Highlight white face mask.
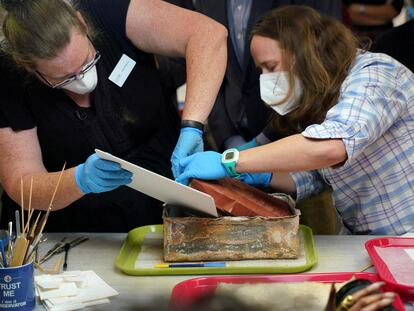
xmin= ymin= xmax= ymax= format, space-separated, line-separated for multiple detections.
xmin=61 ymin=65 xmax=98 ymax=95
xmin=260 ymin=71 xmax=302 ymax=115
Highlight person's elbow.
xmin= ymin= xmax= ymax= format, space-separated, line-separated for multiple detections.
xmin=1 ymin=175 xmax=24 ymax=206
xmin=213 ymin=22 xmax=228 ymax=43
xmin=323 ymin=140 xmax=348 ymax=167
xmin=201 ymin=19 xmax=228 ymax=47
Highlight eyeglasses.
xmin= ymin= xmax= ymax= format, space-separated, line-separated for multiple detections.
xmin=36 ymin=51 xmax=101 ymax=89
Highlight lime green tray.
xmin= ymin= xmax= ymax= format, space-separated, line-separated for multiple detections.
xmin=115 ymin=224 xmax=317 ymax=276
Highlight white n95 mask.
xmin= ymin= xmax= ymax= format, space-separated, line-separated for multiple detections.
xmin=61 ymin=65 xmax=98 ymax=95
xmin=260 ymin=71 xmax=302 ymax=115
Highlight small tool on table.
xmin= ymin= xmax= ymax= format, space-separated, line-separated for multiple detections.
xmin=39 ymin=238 xmax=66 ymax=264
xmin=154 ymin=262 xmax=226 ymax=268
xmin=40 ymin=237 xmax=89 ymax=265
xmin=62 ymin=243 xmax=71 ymax=271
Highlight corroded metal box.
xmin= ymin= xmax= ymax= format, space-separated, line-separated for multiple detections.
xmin=163 ymin=185 xmax=300 ymax=262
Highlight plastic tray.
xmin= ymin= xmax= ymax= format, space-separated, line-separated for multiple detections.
xmin=115 ymin=224 xmax=317 ymax=276
xmin=169 ymin=273 xmax=405 ymax=311
xmin=366 ymin=237 xmax=414 ymax=295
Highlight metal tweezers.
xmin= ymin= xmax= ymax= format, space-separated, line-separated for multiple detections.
xmin=39 ymin=237 xmax=89 ymax=264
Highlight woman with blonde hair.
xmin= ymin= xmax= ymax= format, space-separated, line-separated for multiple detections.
xmin=0 ymin=0 xmax=227 ymax=231
xmin=176 ymin=5 xmax=414 ymax=235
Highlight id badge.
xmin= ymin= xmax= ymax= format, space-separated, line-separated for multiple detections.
xmin=108 ymin=54 xmax=136 ymax=87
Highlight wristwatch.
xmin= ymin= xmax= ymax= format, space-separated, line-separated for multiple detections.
xmin=181 ymin=120 xmax=204 ymax=131
xmin=221 ymin=148 xmax=240 ymax=177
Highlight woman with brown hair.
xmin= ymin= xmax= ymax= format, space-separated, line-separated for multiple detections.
xmin=176 ymin=5 xmax=414 ymax=236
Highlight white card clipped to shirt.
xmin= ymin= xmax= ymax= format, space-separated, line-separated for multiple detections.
xmin=108 ymin=54 xmax=136 ymax=87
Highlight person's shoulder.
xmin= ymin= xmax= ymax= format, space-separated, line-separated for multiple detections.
xmin=76 ymin=0 xmax=130 ymax=22
xmin=348 ymin=51 xmax=406 ymax=76
xmin=77 ymin=0 xmax=131 ymax=36
xmin=341 ymin=51 xmax=412 ymax=92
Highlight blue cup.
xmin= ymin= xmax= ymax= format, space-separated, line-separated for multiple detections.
xmin=0 ymin=262 xmax=35 ymax=310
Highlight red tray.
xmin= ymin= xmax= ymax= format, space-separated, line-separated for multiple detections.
xmin=366 ymin=237 xmax=414 ymax=295
xmin=170 ymin=272 xmax=404 ymax=310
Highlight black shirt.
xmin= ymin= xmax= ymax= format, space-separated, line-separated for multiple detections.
xmin=372 ymin=20 xmax=414 ymax=73
xmin=0 ymin=0 xmax=180 ymax=232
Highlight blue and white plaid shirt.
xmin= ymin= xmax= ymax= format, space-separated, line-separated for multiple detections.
xmin=291 ymin=51 xmax=414 ymax=235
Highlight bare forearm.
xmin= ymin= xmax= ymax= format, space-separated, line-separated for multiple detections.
xmin=8 ymin=168 xmax=83 ymax=212
xmin=126 ymin=0 xmax=227 ymax=123
xmin=363 ymin=4 xmax=399 ymax=20
xmin=349 ymin=4 xmax=399 ymax=25
xmin=181 ymin=26 xmax=227 ymax=122
xmin=236 ymin=134 xmax=346 ymax=173
xmin=268 ymin=172 xmax=297 ymax=196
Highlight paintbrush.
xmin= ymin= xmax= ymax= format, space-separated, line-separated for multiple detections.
xmin=25 ymin=162 xmax=66 ymax=264
xmin=38 ymin=162 xmax=67 ymax=235
xmin=11 ymin=177 xmax=29 ymax=267
xmin=28 ymin=211 xmax=42 ymax=239
xmin=23 ymin=176 xmax=34 ymax=235
xmin=20 ymin=176 xmax=25 ymax=235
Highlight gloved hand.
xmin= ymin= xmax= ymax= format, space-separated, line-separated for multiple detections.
xmin=237 ymin=172 xmax=272 ymax=188
xmin=236 ymin=138 xmax=258 ymax=151
xmin=171 ymin=127 xmax=204 ymax=178
xmin=75 ymin=153 xmax=133 ymax=194
xmin=175 ymin=151 xmax=230 ymax=185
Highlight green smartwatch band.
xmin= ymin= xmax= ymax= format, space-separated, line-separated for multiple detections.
xmin=221 ymin=148 xmax=240 ymax=177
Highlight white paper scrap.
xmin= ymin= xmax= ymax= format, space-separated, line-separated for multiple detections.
xmin=405 ymin=248 xmax=414 ymax=261
xmin=46 ymin=302 xmax=84 ymax=311
xmin=39 ymin=282 xmax=78 ymax=300
xmin=71 ymin=270 xmax=118 ymax=303
xmin=47 ymin=296 xmax=77 ymax=306
xmin=35 ymin=276 xmax=62 ymax=290
xmin=63 ymin=272 xmax=89 ymax=288
xmin=36 ymin=270 xmax=118 ymax=309
xmin=83 ymin=298 xmax=111 ymax=307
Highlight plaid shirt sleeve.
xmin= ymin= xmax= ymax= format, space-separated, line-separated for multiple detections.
xmin=301 ymin=54 xmax=409 ymax=166
xmin=290 ymin=170 xmax=326 ymax=202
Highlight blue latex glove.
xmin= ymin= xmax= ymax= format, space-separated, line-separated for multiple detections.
xmin=235 ymin=138 xmax=258 ymax=151
xmin=75 ymin=153 xmax=133 ymax=194
xmin=408 ymin=5 xmax=414 ymax=20
xmin=237 ymin=172 xmax=272 ymax=188
xmin=175 ymin=151 xmax=230 ymax=185
xmin=171 ymin=127 xmax=204 ymax=178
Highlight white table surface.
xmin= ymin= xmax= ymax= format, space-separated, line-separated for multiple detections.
xmin=35 ymin=233 xmax=411 ymax=310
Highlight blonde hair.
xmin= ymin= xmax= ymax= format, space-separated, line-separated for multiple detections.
xmin=252 ymin=5 xmax=359 ymax=136
xmin=1 ymin=0 xmax=88 ymax=68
